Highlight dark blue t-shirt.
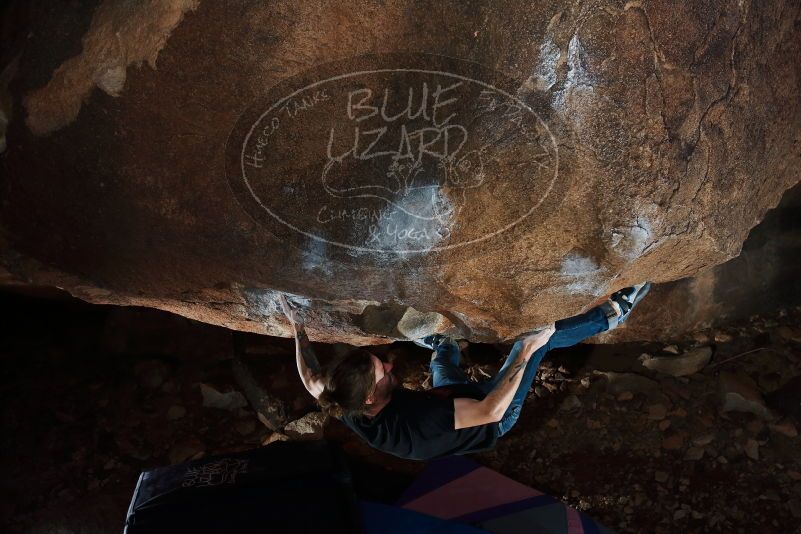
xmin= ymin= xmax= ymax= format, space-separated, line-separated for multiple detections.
xmin=339 ymin=385 xmax=498 ymax=460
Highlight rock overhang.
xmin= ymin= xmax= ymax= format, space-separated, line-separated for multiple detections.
xmin=0 ymin=0 xmax=799 ymax=344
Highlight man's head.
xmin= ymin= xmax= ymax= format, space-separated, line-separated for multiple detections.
xmin=317 ymin=348 xmax=396 ymax=417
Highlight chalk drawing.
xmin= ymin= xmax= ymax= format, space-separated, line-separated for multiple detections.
xmin=181 ymin=458 xmax=249 ymax=487
xmin=227 ymin=55 xmax=559 ymax=255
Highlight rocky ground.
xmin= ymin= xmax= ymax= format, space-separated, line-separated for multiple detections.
xmin=1 ymin=290 xmax=800 ymax=533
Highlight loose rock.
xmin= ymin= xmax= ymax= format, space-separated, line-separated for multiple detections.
xmin=594 ymin=371 xmax=659 ymax=395
xmin=684 ymin=447 xmax=704 ymax=461
xmin=169 ymin=439 xmax=204 ymax=464
xmin=789 ymin=500 xmax=801 ymax=519
xmin=692 ymin=433 xmax=715 ymax=447
xmin=720 ymin=372 xmax=773 ymax=420
xmin=262 ymin=432 xmax=290 ymax=446
xmin=769 ymin=419 xmax=798 ymax=437
xmin=746 ymin=419 xmax=765 ymax=434
xmin=284 ymin=411 xmax=327 ymax=441
xmin=776 ymin=326 xmax=801 ymax=343
xmin=235 ymin=419 xmax=257 ymax=436
xmin=647 ymin=404 xmax=668 ymax=420
xmin=134 ymin=359 xmax=169 ymax=389
xmin=714 ymin=332 xmax=733 ymax=343
xmin=199 ymin=383 xmax=248 ymax=412
xmin=559 ymin=395 xmax=583 ymax=413
xmin=692 ymin=332 xmax=711 ymax=344
xmin=744 ymin=439 xmax=760 ymax=461
xmin=616 ymin=391 xmax=634 ymax=401
xmin=640 ymin=347 xmax=712 ymax=377
xmin=166 ymin=405 xmax=186 ymax=420
xmin=663 ymin=433 xmax=686 ymax=450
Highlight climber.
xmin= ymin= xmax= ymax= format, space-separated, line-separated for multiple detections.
xmin=279 ymin=283 xmax=651 ymax=461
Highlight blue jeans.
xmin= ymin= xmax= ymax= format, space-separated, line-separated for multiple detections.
xmin=430 ymin=305 xmax=610 ymax=437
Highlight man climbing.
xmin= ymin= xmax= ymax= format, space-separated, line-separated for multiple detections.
xmin=279 ymin=283 xmax=651 ymax=460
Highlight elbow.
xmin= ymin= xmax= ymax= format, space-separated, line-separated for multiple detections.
xmin=485 ymin=404 xmax=506 ymax=425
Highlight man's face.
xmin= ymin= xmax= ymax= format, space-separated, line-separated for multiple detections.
xmin=366 ymin=354 xmax=395 ymax=404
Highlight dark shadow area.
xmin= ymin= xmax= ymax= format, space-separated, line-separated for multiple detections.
xmin=2 ymin=288 xmax=801 ymax=533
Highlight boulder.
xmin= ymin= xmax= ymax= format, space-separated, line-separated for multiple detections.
xmin=1 ymin=0 xmax=800 ymax=344
xmin=603 ymin=184 xmax=801 ymax=342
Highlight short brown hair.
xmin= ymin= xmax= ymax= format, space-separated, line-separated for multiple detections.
xmin=318 ymin=348 xmax=375 ymax=418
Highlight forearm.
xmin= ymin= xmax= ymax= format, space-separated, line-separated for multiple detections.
xmin=293 ymin=323 xmax=323 ymax=396
xmin=481 ymin=341 xmax=538 ymax=421
xmin=454 ymin=326 xmax=553 ymax=429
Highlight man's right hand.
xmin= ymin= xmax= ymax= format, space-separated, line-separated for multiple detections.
xmin=521 ymin=323 xmax=555 ymax=354
xmin=455 ymin=323 xmax=556 ymax=430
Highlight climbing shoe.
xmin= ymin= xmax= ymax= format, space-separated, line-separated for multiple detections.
xmin=413 ymin=334 xmax=449 ymax=350
xmin=603 ymin=282 xmax=652 ymax=328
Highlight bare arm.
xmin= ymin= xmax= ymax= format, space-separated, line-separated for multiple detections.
xmin=453 ymin=325 xmax=555 ymax=429
xmin=279 ymin=295 xmax=325 ymax=398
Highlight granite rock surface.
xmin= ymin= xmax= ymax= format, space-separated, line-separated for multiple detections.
xmin=1 ymin=0 xmax=800 ymax=343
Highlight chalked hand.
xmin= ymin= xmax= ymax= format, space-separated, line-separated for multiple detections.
xmin=278 ymin=294 xmax=300 ymax=326
xmin=521 ymin=323 xmax=555 ymax=351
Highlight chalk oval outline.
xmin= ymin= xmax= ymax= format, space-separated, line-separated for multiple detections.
xmin=239 ymin=68 xmax=559 ymax=254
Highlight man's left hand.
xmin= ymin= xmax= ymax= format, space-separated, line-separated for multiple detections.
xmin=278 ymin=294 xmax=300 ymax=327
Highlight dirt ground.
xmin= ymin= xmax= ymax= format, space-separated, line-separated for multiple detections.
xmin=1 ymin=290 xmax=800 ymax=533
